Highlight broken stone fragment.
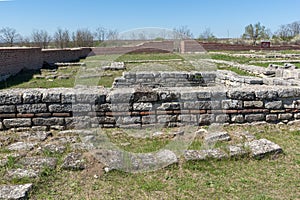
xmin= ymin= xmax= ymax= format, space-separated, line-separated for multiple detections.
xmin=0 ymin=183 xmax=32 ymax=200
xmin=61 ymin=152 xmax=86 ymax=170
xmin=245 ymin=139 xmax=283 ymax=159
xmin=184 ymin=149 xmax=228 ymax=161
xmin=204 ymin=131 xmax=231 ymax=144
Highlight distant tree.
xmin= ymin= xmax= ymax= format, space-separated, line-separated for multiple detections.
xmin=0 ymin=27 xmax=20 ymax=47
xmin=73 ymin=28 xmax=94 ymax=47
xmin=242 ymin=22 xmax=269 ymax=45
xmin=19 ymin=36 xmax=32 ymax=47
xmin=275 ymin=21 xmax=300 ymax=41
xmin=53 ymin=28 xmax=70 ymax=48
xmin=173 ymin=26 xmax=193 ymax=39
xmin=95 ymin=26 xmax=106 ymax=43
xmin=32 ymin=30 xmax=51 ymax=49
xmin=106 ymin=29 xmax=119 ymax=40
xmin=198 ymin=28 xmax=216 ymax=41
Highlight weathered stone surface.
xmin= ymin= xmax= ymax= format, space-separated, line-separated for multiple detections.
xmin=18 ymin=157 xmax=57 ymax=170
xmin=199 ymin=114 xmax=214 ymax=125
xmin=0 ymin=91 xmax=22 ymax=105
xmin=23 ymin=91 xmax=42 ymax=103
xmin=243 ymin=101 xmax=263 ymax=108
xmin=133 ymin=102 xmax=152 ymax=111
xmin=228 ymin=145 xmax=248 ymax=157
xmin=3 ymin=118 xmax=32 ymax=128
xmin=6 ymin=168 xmax=39 ymax=179
xmin=0 ymin=105 xmax=16 ymax=113
xmin=232 ymin=131 xmax=255 ymax=141
xmin=255 ymin=90 xmax=278 ymax=100
xmin=184 ymin=149 xmax=228 ymax=161
xmin=265 ymin=101 xmax=282 ymax=109
xmin=245 ymin=114 xmax=265 ymax=122
xmin=42 ymin=91 xmax=61 ymax=103
xmin=48 ymin=104 xmax=72 ymax=112
xmin=157 ymin=102 xmax=181 ymax=110
xmin=7 ymin=142 xmax=36 ymax=151
xmin=117 ymin=116 xmax=141 ymax=125
xmin=215 ymin=114 xmax=230 ymax=123
xmin=0 ymin=183 xmax=32 ymax=200
xmin=17 ymin=131 xmax=52 ymax=142
xmin=72 ymin=104 xmax=92 ymax=112
xmin=266 ymin=114 xmax=278 ymax=122
xmin=227 ymin=90 xmax=255 ymax=100
xmin=204 ymin=132 xmax=231 ymax=144
xmin=94 ymin=149 xmax=178 ymax=172
xmin=32 ymin=118 xmax=64 ymax=126
xmin=17 ymin=104 xmax=47 ymax=113
xmin=246 ymin=139 xmax=283 ymax=159
xmin=71 ymin=142 xmax=95 ymax=151
xmin=278 ymin=113 xmax=293 ymax=120
xmin=231 ymin=115 xmax=244 ymax=123
xmin=222 ymin=100 xmax=243 ymax=109
xmin=61 ymin=153 xmax=85 ymax=170
xmin=43 ymin=144 xmax=66 ymax=154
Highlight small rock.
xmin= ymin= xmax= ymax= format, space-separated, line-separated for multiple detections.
xmin=184 ymin=149 xmax=228 ymax=161
xmin=0 ymin=183 xmax=32 ymax=200
xmin=245 ymin=139 xmax=283 ymax=159
xmin=61 ymin=153 xmax=86 ymax=170
xmin=6 ymin=168 xmax=39 ymax=179
xmin=43 ymin=144 xmax=66 ymax=154
xmin=195 ymin=128 xmax=208 ymax=136
xmin=152 ymin=131 xmax=163 ymax=137
xmin=204 ymin=132 xmax=231 ymax=144
xmin=7 ymin=142 xmax=36 ymax=151
xmin=18 ymin=157 xmax=57 ymax=170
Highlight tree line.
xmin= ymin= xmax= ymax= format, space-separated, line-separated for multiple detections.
xmin=0 ymin=21 xmax=300 ymax=48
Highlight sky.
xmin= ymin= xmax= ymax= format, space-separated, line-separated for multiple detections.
xmin=0 ymin=0 xmax=300 ymax=38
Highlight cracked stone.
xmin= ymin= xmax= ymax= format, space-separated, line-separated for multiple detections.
xmin=246 ymin=139 xmax=283 ymax=159
xmin=7 ymin=142 xmax=36 ymax=151
xmin=228 ymin=145 xmax=248 ymax=157
xmin=18 ymin=157 xmax=57 ymax=170
xmin=17 ymin=131 xmax=52 ymax=142
xmin=204 ymin=132 xmax=231 ymax=144
xmin=0 ymin=183 xmax=32 ymax=200
xmin=6 ymin=168 xmax=39 ymax=179
xmin=61 ymin=153 xmax=86 ymax=170
xmin=184 ymin=149 xmax=228 ymax=161
xmin=43 ymin=144 xmax=66 ymax=154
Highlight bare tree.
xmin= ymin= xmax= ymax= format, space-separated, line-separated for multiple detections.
xmin=73 ymin=28 xmax=94 ymax=47
xmin=275 ymin=21 xmax=300 ymax=41
xmin=32 ymin=30 xmax=51 ymax=49
xmin=173 ymin=26 xmax=193 ymax=39
xmin=0 ymin=27 xmax=20 ymax=47
xmin=106 ymin=29 xmax=119 ymax=40
xmin=95 ymin=26 xmax=106 ymax=43
xmin=53 ymin=28 xmax=70 ymax=48
xmin=198 ymin=28 xmax=216 ymax=41
xmin=19 ymin=36 xmax=32 ymax=47
xmin=242 ymin=22 xmax=269 ymax=45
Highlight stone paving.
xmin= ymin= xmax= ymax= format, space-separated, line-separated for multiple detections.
xmin=0 ymin=126 xmax=283 ymax=199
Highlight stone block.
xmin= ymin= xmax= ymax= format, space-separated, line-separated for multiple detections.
xmin=0 ymin=184 xmax=32 ymax=200
xmin=133 ymin=102 xmax=152 ymax=111
xmin=243 ymin=101 xmax=263 ymax=108
xmin=3 ymin=118 xmax=32 ymax=128
xmin=32 ymin=117 xmax=64 ymax=126
xmin=246 ymin=139 xmax=283 ymax=159
xmin=222 ymin=100 xmax=243 ymax=109
xmin=199 ymin=114 xmax=214 ymax=125
xmin=215 ymin=114 xmax=230 ymax=123
xmin=0 ymin=105 xmax=16 ymax=113
xmin=72 ymin=104 xmax=92 ymax=112
xmin=278 ymin=113 xmax=293 ymax=120
xmin=49 ymin=104 xmax=72 ymax=112
xmin=244 ymin=114 xmax=265 ymax=122
xmin=0 ymin=91 xmax=22 ymax=104
xmin=265 ymin=101 xmax=282 ymax=109
xmin=17 ymin=104 xmax=47 ymax=113
xmin=42 ymin=91 xmax=61 ymax=103
xmin=255 ymin=90 xmax=278 ymax=100
xmin=227 ymin=90 xmax=255 ymax=100
xmin=116 ymin=116 xmax=141 ymax=125
xmin=23 ymin=90 xmax=42 ymax=103
xmin=266 ymin=114 xmax=278 ymax=122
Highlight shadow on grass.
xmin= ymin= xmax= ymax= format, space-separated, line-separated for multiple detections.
xmin=0 ymin=69 xmax=39 ymax=89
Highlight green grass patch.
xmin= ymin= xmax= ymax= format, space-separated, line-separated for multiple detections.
xmin=115 ymin=52 xmax=183 ymax=62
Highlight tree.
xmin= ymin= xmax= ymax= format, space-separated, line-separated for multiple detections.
xmin=32 ymin=30 xmax=51 ymax=49
xmin=0 ymin=27 xmax=20 ymax=47
xmin=275 ymin=21 xmax=300 ymax=41
xmin=242 ymin=22 xmax=269 ymax=45
xmin=106 ymin=29 xmax=119 ymax=40
xmin=198 ymin=28 xmax=216 ymax=41
xmin=53 ymin=28 xmax=70 ymax=48
xmin=95 ymin=26 xmax=106 ymax=43
xmin=173 ymin=26 xmax=193 ymax=39
xmin=73 ymin=28 xmax=94 ymax=47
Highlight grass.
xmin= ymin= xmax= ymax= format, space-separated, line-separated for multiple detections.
xmin=0 ymin=123 xmax=291 ymax=199
xmin=115 ymin=52 xmax=183 ymax=62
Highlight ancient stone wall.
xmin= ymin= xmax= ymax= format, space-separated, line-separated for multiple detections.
xmin=0 ymin=85 xmax=300 ymax=130
xmin=0 ymin=47 xmax=92 ymax=81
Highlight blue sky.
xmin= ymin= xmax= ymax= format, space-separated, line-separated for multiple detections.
xmin=0 ymin=0 xmax=299 ymax=38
